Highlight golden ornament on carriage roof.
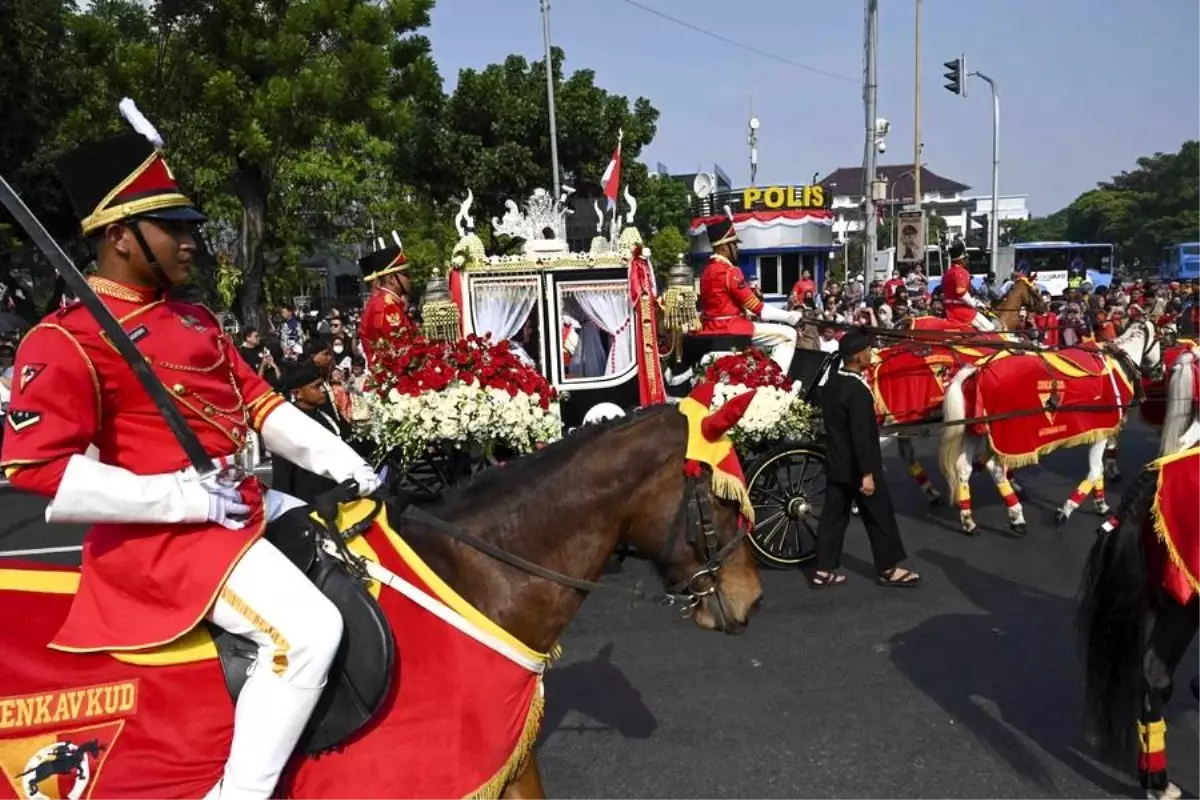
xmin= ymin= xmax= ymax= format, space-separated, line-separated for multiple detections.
xmin=667 ymin=254 xmax=695 ymax=289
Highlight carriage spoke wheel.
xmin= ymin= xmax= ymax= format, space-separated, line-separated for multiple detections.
xmin=747 ymin=445 xmax=826 ymax=568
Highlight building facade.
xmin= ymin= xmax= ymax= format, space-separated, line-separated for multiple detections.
xmin=817 ymin=164 xmax=1029 ymax=245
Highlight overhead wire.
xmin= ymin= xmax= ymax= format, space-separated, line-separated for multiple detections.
xmin=616 ymin=0 xmax=859 ymax=84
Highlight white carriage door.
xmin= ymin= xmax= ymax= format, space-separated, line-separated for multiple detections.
xmin=562 ymin=282 xmax=634 ymax=376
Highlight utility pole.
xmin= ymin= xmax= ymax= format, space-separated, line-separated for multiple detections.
xmin=971 ymin=70 xmax=1000 ymax=276
xmin=912 ymin=0 xmax=922 ymax=204
xmin=540 ymin=0 xmax=561 ymax=204
xmin=862 ymin=0 xmax=879 ymax=283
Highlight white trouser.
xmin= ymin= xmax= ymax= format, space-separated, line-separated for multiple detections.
xmin=206 ymin=537 xmax=344 ymax=799
xmin=970 ymin=311 xmax=998 ymax=332
xmin=753 ymin=322 xmax=798 ymax=372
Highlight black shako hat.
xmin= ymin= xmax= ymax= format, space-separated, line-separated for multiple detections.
xmin=838 ymin=327 xmax=872 ymax=360
xmin=281 ymin=360 xmax=325 ymax=392
xmin=359 ymin=231 xmax=408 ymax=282
xmin=54 ymin=100 xmax=204 ymax=236
xmin=705 ymin=218 xmax=740 ymax=248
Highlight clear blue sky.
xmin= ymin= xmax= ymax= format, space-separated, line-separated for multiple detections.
xmin=429 ymin=0 xmax=1199 ymax=215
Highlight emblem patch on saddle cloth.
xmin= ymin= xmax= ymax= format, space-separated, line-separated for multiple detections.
xmin=0 ymin=681 xmax=136 ymax=800
xmin=1149 ymin=447 xmax=1199 ymax=605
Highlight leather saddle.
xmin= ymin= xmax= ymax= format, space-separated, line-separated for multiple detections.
xmin=208 ymin=504 xmax=396 ymax=755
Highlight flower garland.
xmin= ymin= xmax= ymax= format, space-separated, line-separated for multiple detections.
xmin=358 ymin=329 xmax=563 ymax=463
xmin=692 ymin=349 xmax=815 ymax=446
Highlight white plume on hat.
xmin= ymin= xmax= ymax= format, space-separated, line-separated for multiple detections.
xmin=118 ymin=98 xmax=164 ymax=149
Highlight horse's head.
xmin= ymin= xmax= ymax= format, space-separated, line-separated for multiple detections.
xmin=1112 ymin=317 xmax=1163 ymax=380
xmin=1005 ymin=278 xmax=1046 ymax=315
xmin=621 ymin=399 xmax=764 ymax=634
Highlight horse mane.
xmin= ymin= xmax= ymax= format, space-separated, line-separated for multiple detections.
xmin=434 ymin=404 xmax=677 ymax=516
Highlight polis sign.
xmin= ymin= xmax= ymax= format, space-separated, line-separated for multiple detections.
xmin=741 ymin=185 xmax=830 ymax=212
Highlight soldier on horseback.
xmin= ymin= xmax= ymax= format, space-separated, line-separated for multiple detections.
xmin=941 ymin=239 xmax=997 ymax=332
xmin=0 ymin=104 xmax=380 ymax=799
xmin=358 ymin=235 xmax=413 ymax=367
xmin=697 ymin=218 xmax=802 ymax=371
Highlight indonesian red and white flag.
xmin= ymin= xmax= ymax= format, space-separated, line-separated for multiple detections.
xmin=601 ymin=131 xmax=622 ymax=209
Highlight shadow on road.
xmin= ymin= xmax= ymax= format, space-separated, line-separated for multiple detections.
xmin=888 ymin=549 xmax=1132 ymax=797
xmin=539 ymin=643 xmax=658 ymax=744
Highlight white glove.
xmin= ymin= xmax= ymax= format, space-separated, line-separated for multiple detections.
xmin=194 ymin=474 xmax=251 ymax=530
xmin=261 ymin=402 xmax=376 ymax=488
xmin=46 ymin=455 xmax=248 ymax=529
xmin=351 ymin=463 xmax=381 ymax=497
xmin=786 ymin=310 xmax=803 ymax=326
xmin=963 ymin=293 xmax=979 ymax=308
xmin=758 ymin=303 xmax=795 ymax=325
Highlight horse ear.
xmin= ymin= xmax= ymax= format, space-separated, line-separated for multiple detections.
xmin=702 ymin=390 xmax=757 ymax=441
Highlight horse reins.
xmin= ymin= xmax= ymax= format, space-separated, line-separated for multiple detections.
xmin=398 ymin=472 xmax=746 ymax=616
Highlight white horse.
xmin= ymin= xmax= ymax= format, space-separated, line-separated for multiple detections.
xmin=1160 ymin=345 xmax=1200 ymax=455
xmin=938 ymin=319 xmax=1163 ymax=535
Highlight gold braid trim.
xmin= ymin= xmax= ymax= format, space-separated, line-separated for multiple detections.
xmin=1150 ymin=451 xmax=1200 ymax=595
xmin=463 ymin=682 xmax=545 ymax=800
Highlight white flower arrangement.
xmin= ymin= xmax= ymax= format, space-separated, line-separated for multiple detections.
xmin=359 ymin=384 xmax=563 ymax=464
xmin=707 ymin=383 xmax=815 ymax=447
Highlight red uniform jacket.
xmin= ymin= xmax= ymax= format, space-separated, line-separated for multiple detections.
xmin=698 ymin=255 xmax=761 ymax=336
xmin=1034 ymin=311 xmax=1060 ymax=346
xmin=359 ymin=287 xmax=412 ymax=365
xmin=789 ymin=278 xmax=816 ymax=306
xmin=941 ymin=261 xmax=976 ymax=324
xmin=0 ymin=278 xmax=284 ymax=652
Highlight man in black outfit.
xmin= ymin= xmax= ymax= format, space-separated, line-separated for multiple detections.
xmin=272 ymin=360 xmax=360 ymax=504
xmin=812 ymin=328 xmax=920 ymax=588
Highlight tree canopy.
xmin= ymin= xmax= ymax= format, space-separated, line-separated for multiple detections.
xmin=1002 ymin=141 xmax=1198 ymax=266
xmin=0 ymin=1 xmax=681 ymax=325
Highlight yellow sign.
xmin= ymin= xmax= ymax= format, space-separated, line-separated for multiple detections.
xmin=741 ymin=185 xmax=829 ymax=211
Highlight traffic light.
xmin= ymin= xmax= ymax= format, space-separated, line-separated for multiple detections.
xmin=943 ymin=56 xmax=966 ymax=97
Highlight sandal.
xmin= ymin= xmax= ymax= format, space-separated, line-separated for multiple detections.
xmin=877 ymin=567 xmax=921 ymax=588
xmin=810 ymin=570 xmax=847 ymax=588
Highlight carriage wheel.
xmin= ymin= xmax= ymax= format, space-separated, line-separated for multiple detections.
xmin=746 ymin=444 xmax=827 ymax=568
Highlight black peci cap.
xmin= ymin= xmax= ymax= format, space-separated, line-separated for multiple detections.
xmin=838 ymin=327 xmax=872 ymax=359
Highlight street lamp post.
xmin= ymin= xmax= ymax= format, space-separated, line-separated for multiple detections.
xmin=971 ymin=70 xmax=1000 ymax=276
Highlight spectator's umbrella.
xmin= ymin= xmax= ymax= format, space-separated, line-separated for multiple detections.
xmin=0 ymin=312 xmax=30 ymax=335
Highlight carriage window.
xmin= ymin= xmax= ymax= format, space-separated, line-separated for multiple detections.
xmin=558 ymin=282 xmax=636 ymax=382
xmin=468 ymin=278 xmax=540 ymax=367
xmin=757 ymin=256 xmax=779 ymax=294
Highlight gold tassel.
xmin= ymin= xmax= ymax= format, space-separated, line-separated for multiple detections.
xmin=993 ymin=426 xmax=1118 ymax=470
xmin=662 ymin=286 xmax=700 ymax=334
xmin=421 ymin=299 xmax=460 ymax=342
xmin=464 ymin=682 xmax=546 ymax=799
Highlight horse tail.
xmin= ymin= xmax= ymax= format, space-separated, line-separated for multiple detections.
xmin=1076 ymin=466 xmax=1157 ymax=761
xmin=938 ymin=365 xmax=975 ymax=502
xmin=1159 ymin=347 xmax=1198 ymax=456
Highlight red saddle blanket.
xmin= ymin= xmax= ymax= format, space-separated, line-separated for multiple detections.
xmin=0 ymin=501 xmax=545 ymax=800
xmin=965 ymin=349 xmax=1135 ymax=468
xmin=870 ymin=341 xmax=990 ymax=425
xmin=1147 ymin=447 xmax=1200 ymax=605
xmin=1140 ymin=344 xmax=1199 ymax=428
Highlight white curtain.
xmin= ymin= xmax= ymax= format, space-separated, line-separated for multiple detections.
xmin=566 ymin=285 xmax=633 ymax=376
xmin=472 ymin=281 xmax=538 ymax=348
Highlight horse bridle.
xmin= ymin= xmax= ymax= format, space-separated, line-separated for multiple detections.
xmin=385 ymin=469 xmax=749 ymax=617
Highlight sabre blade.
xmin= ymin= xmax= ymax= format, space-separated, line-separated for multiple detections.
xmin=0 ymin=174 xmax=217 ymax=475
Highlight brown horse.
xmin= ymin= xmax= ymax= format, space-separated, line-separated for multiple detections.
xmin=0 ymin=403 xmax=763 ymax=799
xmin=990 ymin=276 xmax=1047 ymax=331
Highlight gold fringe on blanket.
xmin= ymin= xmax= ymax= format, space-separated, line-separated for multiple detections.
xmin=1150 ymin=451 xmax=1200 ymax=595
xmin=990 ymin=425 xmax=1120 ymax=470
xmin=465 ymin=681 xmax=546 ymax=800
xmin=710 ymin=468 xmax=755 ymax=525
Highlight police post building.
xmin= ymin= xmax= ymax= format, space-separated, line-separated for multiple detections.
xmin=688 ymin=180 xmax=835 ymax=305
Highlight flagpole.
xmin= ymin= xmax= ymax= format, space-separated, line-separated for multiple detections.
xmin=540 ymin=0 xmax=561 ymax=205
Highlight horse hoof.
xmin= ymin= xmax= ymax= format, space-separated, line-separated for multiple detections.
xmin=1011 ymin=523 xmax=1027 ymax=536
xmin=1054 ymin=511 xmax=1068 ymax=527
xmin=1095 ymin=503 xmax=1111 ymax=516
xmin=1146 ymin=782 xmax=1182 ymax=800
xmin=928 ymin=495 xmax=942 ymax=507
xmin=1110 ymin=473 xmax=1123 ymax=484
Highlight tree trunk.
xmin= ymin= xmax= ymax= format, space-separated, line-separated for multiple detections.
xmin=231 ymin=161 xmax=268 ymax=332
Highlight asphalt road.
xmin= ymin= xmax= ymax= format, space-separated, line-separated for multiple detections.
xmin=1 ymin=424 xmax=1195 ymax=798
xmin=533 ymin=424 xmax=1198 ymax=799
